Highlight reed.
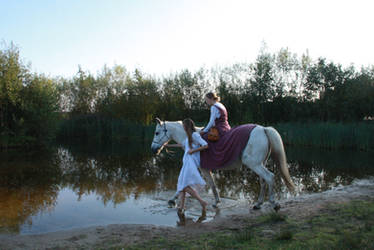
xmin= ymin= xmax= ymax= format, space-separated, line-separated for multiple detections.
xmin=274 ymin=122 xmax=374 ymax=151
xmin=57 ymin=115 xmax=155 ymax=143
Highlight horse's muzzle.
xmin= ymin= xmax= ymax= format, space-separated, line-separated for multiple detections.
xmin=151 ymin=143 xmax=160 ymax=154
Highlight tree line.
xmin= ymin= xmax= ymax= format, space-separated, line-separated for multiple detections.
xmin=1 ymin=43 xmax=373 ymax=148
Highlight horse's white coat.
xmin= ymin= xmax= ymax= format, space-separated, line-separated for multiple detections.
xmin=151 ymin=121 xmax=295 ymax=209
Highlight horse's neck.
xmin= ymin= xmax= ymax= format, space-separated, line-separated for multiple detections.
xmin=167 ymin=121 xmax=186 ymax=145
xmin=166 ymin=121 xmax=203 ymax=145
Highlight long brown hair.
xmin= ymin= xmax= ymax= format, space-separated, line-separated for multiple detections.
xmin=183 ymin=118 xmax=196 ymax=148
xmin=205 ymin=92 xmax=220 ymax=102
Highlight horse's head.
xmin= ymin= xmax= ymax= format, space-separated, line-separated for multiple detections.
xmin=151 ymin=118 xmax=171 ymax=155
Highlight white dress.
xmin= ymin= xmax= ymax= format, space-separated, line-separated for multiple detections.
xmin=177 ymin=132 xmax=208 ymax=193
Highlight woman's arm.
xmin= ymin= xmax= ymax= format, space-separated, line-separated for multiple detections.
xmin=188 ymin=145 xmax=208 ymax=155
xmin=202 ymin=106 xmax=220 ymax=133
xmin=189 ymin=133 xmax=208 ymax=154
xmin=165 ymin=143 xmax=183 ymax=148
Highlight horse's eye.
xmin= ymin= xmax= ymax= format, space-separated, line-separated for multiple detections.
xmin=155 ymin=132 xmax=159 ymax=135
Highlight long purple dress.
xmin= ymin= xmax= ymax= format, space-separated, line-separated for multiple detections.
xmin=201 ymin=104 xmax=256 ymax=170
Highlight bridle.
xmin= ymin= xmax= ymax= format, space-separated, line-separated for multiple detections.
xmin=152 ymin=121 xmax=170 ymax=147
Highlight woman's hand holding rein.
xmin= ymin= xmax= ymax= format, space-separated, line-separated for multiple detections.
xmin=188 ymin=145 xmax=208 ymax=155
xmin=165 ymin=143 xmax=183 ymax=148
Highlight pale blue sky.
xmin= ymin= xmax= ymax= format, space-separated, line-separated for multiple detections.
xmin=1 ymin=0 xmax=373 ymax=77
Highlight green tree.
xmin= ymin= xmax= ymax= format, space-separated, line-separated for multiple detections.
xmin=0 ymin=43 xmax=30 ymax=141
xmin=20 ymin=74 xmax=60 ymax=144
xmin=95 ymin=65 xmax=130 ymax=117
xmin=0 ymin=43 xmax=60 ymax=147
xmin=70 ymin=66 xmax=97 ymax=115
xmin=121 ymin=69 xmax=160 ymax=124
xmin=250 ymin=48 xmax=276 ymax=103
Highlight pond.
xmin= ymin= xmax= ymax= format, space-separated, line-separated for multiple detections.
xmin=1 ymin=141 xmax=373 ymax=235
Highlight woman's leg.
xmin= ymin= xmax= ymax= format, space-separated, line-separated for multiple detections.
xmin=184 ymin=186 xmax=208 ymax=210
xmin=178 ymin=191 xmax=186 ymax=210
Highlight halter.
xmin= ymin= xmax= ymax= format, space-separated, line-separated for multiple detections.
xmin=152 ymin=121 xmax=170 ymax=146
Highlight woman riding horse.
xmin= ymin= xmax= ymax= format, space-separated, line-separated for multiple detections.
xmin=200 ymin=92 xmax=231 ymax=139
xmin=200 ymin=93 xmax=257 ymax=171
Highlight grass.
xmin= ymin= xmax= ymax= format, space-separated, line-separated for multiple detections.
xmin=258 ymin=212 xmax=287 ymax=223
xmin=121 ymin=199 xmax=374 ymax=250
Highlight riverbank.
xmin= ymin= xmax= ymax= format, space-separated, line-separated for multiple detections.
xmin=1 ymin=178 xmax=373 ymax=249
xmin=3 ymin=121 xmax=373 ymax=152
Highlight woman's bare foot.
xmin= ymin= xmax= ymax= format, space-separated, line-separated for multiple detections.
xmin=177 ymin=210 xmax=186 ymax=226
xmin=196 ymin=210 xmax=207 ymax=223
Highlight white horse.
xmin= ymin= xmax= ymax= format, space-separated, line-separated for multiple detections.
xmin=151 ymin=119 xmax=295 ymax=210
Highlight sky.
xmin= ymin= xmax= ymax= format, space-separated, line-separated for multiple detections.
xmin=1 ymin=0 xmax=373 ymax=78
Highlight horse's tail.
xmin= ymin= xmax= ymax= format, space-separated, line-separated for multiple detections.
xmin=264 ymin=127 xmax=295 ymax=192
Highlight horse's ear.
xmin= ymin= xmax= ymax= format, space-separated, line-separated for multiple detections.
xmin=155 ymin=117 xmax=162 ymax=125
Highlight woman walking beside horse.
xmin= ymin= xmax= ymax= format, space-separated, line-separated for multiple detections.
xmin=165 ymin=118 xmax=209 ymax=213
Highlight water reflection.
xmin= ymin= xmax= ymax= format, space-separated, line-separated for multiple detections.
xmin=0 ymin=142 xmax=373 ymax=234
xmin=287 ymin=146 xmax=374 ymax=193
xmin=0 ymin=150 xmax=61 ymax=233
xmin=213 ymin=146 xmax=374 ymax=200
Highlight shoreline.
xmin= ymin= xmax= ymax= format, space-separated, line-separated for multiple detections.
xmin=1 ymin=178 xmax=373 ymax=249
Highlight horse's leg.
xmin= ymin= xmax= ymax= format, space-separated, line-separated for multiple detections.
xmin=201 ymin=168 xmax=221 ymax=207
xmin=253 ymin=177 xmax=266 ymax=210
xmin=243 ymin=159 xmax=278 ymax=210
xmin=242 ymin=127 xmax=280 ymax=211
xmin=254 ymin=147 xmax=271 ymax=209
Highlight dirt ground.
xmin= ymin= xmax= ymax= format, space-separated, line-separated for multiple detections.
xmin=1 ymin=178 xmax=373 ymax=250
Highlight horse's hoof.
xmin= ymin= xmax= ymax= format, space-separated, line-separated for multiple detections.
xmin=212 ymin=200 xmax=221 ymax=208
xmin=168 ymin=200 xmax=176 ymax=208
xmin=273 ymin=203 xmax=281 ymax=212
xmin=253 ymin=204 xmax=261 ymax=210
